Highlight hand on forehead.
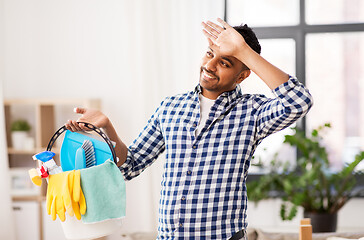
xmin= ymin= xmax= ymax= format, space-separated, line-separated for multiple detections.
xmin=201 ymin=18 xmax=231 ymax=44
xmin=201 ymin=18 xmax=247 ymax=59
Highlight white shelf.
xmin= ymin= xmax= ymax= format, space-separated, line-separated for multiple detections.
xmin=5 ymin=98 xmax=100 ymax=240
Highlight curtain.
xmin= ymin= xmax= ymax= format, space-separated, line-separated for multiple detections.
xmin=0 ymin=0 xmax=16 ymax=232
xmin=115 ymin=0 xmax=225 ymax=233
xmin=3 ymin=0 xmax=224 ymax=234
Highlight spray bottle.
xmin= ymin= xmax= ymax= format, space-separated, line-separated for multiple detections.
xmin=29 ymin=151 xmax=62 ymax=186
xmin=33 ymin=151 xmax=62 ymax=175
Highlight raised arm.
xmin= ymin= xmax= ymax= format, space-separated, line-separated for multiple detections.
xmin=202 ymin=18 xmax=289 ymax=90
xmin=202 ymin=19 xmax=313 ymax=139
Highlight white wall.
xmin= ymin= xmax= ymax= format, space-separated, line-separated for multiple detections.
xmin=0 ymin=0 xmax=16 ymax=238
xmin=2 ymin=0 xmax=224 ymax=234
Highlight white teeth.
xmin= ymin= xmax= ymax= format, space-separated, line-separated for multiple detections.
xmin=203 ymin=71 xmax=216 ymax=79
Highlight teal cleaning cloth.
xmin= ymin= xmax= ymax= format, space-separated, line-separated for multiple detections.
xmin=80 ymin=159 xmax=126 ymax=223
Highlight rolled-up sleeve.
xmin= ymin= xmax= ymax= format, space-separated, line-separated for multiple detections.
xmin=119 ymin=101 xmax=166 ymax=180
xmin=255 ymin=76 xmax=313 ymax=140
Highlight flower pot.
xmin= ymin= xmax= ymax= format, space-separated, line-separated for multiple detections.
xmin=11 ymin=131 xmax=29 ymax=150
xmin=304 ymin=211 xmax=337 ymax=233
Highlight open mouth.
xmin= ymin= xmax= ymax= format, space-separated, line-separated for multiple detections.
xmin=201 ymin=68 xmax=218 ymax=81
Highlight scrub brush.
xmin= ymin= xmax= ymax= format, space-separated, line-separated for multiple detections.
xmin=82 ymin=139 xmax=96 ymax=168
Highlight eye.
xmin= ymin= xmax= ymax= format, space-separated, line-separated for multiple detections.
xmin=206 ymin=51 xmax=213 ymax=57
xmin=221 ymin=61 xmax=230 ymax=68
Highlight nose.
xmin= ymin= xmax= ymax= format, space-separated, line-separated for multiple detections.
xmin=205 ymin=57 xmax=218 ymax=72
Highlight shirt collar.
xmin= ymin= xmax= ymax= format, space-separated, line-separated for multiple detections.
xmin=194 ymin=84 xmax=243 ymax=105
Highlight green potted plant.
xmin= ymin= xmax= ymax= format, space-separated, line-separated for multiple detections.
xmin=247 ymin=123 xmax=364 ymax=233
xmin=11 ymin=119 xmax=32 ymax=150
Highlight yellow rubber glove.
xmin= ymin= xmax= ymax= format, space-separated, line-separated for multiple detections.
xmin=68 ymin=170 xmax=86 ymax=220
xmin=46 ymin=171 xmax=74 ymax=222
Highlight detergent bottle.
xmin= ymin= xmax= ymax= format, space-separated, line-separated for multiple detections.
xmin=33 ymin=151 xmax=62 ymax=175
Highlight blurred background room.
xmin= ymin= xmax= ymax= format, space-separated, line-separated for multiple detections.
xmin=1 ymin=0 xmax=364 ymax=239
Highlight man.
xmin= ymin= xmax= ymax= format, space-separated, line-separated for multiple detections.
xmin=66 ymin=18 xmax=313 ymax=239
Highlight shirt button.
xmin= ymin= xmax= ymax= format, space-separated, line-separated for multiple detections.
xmin=179 ymin=223 xmax=183 ymax=227
xmin=181 ymin=196 xmax=186 ymax=201
xmin=187 ymin=170 xmax=192 ymax=175
xmin=193 ymin=146 xmax=196 ymax=149
xmin=193 ymin=123 xmax=197 ymax=127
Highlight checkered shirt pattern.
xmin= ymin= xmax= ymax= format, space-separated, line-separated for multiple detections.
xmin=119 ymin=76 xmax=313 ymax=239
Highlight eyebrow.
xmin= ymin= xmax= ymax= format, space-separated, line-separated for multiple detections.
xmin=208 ymin=47 xmax=234 ymax=66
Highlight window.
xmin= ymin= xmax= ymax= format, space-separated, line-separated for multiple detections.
xmin=306 ymin=0 xmax=364 ymax=25
xmin=227 ymin=0 xmax=299 ymax=27
xmin=239 ymin=39 xmax=297 ymax=172
xmin=226 ymin=0 xmax=364 ymax=171
xmin=306 ymin=32 xmax=364 ymax=169
xmin=240 ymin=39 xmax=296 ymax=97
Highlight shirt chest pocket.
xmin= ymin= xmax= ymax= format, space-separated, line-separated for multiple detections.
xmin=162 ymin=116 xmax=191 ymax=142
xmin=208 ymin=119 xmax=256 ymax=144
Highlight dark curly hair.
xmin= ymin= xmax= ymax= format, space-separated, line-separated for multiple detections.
xmin=233 ymin=24 xmax=261 ymax=55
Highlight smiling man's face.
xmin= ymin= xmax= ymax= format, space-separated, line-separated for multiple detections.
xmin=199 ymin=45 xmax=250 ymax=99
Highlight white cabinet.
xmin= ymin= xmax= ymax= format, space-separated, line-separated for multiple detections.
xmin=5 ymin=98 xmax=101 ymax=240
xmin=12 ymin=201 xmax=40 ymax=240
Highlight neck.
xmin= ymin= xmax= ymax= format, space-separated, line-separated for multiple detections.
xmin=201 ymin=89 xmax=218 ymax=100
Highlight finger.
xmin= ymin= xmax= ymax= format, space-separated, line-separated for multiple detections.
xmin=47 ymin=194 xmax=53 ymax=215
xmin=202 ymin=29 xmax=218 ymax=45
xmin=73 ymin=170 xmax=81 ymax=202
xmin=63 ymin=173 xmax=74 ymax=217
xmin=64 ymin=194 xmax=74 ymax=217
xmin=79 ymin=190 xmax=86 ymax=215
xmin=80 ymin=123 xmax=87 ymax=130
xmin=78 ymin=122 xmax=92 ymax=131
xmin=74 ymin=107 xmax=86 ymax=114
xmin=72 ymin=200 xmax=81 ymax=220
xmin=64 ymin=123 xmax=70 ymax=131
xmin=217 ymin=18 xmax=232 ymax=30
xmin=68 ymin=171 xmax=74 ymax=195
xmin=71 ymin=120 xmax=83 ymax=131
xmin=201 ymin=22 xmax=219 ymax=38
xmin=207 ymin=37 xmax=214 ymax=47
xmin=56 ymin=197 xmax=66 ymax=222
xmin=206 ymin=20 xmax=225 ymax=33
xmin=65 ymin=171 xmax=75 ymax=217
xmin=51 ymin=197 xmax=57 ymax=221
xmin=66 ymin=120 xmax=78 ymax=132
xmin=67 ymin=120 xmax=82 ymax=132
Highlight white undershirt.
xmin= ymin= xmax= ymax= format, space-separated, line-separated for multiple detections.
xmin=196 ymin=93 xmax=215 ymax=137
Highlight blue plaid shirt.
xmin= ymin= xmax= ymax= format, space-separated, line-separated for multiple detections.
xmin=119 ymin=76 xmax=313 ymax=239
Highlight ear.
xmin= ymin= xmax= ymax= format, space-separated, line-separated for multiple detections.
xmin=236 ymin=70 xmax=251 ymax=84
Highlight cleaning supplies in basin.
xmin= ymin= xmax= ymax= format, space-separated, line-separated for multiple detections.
xmin=80 ymin=159 xmax=125 ymax=223
xmin=29 ymin=150 xmax=61 ymax=187
xmin=28 ymin=166 xmax=48 ymax=186
xmin=44 ymin=122 xmax=122 ymax=240
xmin=60 ymin=130 xmax=113 ymax=171
xmin=75 ymin=147 xmax=86 ymax=170
xmin=83 ymin=140 xmax=96 ymax=168
xmin=33 ymin=151 xmax=62 ymax=174
xmin=74 ymin=140 xmax=96 ymax=170
xmin=46 ymin=170 xmax=86 ymax=222
xmin=28 ymin=168 xmax=42 ymax=186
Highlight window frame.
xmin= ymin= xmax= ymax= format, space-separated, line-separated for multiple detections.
xmin=225 ymin=0 xmax=364 ymax=130
xmin=224 ymin=0 xmax=364 ymax=191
